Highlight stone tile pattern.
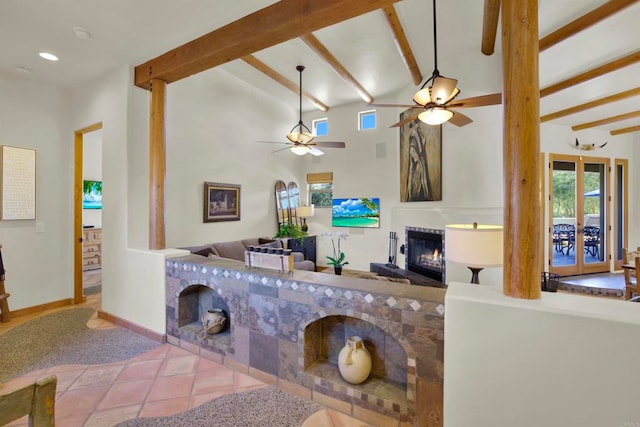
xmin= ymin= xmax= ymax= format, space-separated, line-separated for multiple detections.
xmin=166 ymin=259 xmax=445 ymax=425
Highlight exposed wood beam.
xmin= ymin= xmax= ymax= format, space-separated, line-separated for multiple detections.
xmin=134 ymin=0 xmax=402 ymax=89
xmin=382 ymin=5 xmax=422 ymax=85
xmin=241 ymin=55 xmax=329 ymax=112
xmin=540 ymin=0 xmax=639 ymax=51
xmin=149 ymin=79 xmax=167 ymax=250
xmin=572 ymin=110 xmax=640 ymax=131
xmin=540 ymin=50 xmax=640 ymax=97
xmin=610 ymin=124 xmax=640 ymax=135
xmin=300 ymin=33 xmax=374 ymax=104
xmin=502 ymin=0 xmax=541 ymax=299
xmin=541 ymin=87 xmax=640 ymax=122
xmin=481 ymin=0 xmax=501 ymax=56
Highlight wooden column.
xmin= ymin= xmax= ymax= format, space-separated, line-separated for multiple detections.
xmin=502 ymin=0 xmax=541 ymax=299
xmin=149 ymin=78 xmax=167 ymax=250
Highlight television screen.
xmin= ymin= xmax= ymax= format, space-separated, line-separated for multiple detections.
xmin=331 ymin=198 xmax=380 ymax=228
xmin=83 ymin=180 xmax=102 ymax=209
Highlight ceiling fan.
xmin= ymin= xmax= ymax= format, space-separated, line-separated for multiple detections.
xmin=257 ymin=65 xmax=346 ymax=156
xmin=374 ymin=0 xmax=501 ymax=128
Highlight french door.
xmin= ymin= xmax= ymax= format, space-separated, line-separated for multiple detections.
xmin=548 ymin=154 xmax=610 ymax=276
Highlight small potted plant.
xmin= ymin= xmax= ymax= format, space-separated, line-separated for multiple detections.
xmin=323 ymin=231 xmax=349 ymax=275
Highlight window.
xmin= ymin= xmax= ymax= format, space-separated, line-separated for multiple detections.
xmin=358 ymin=110 xmax=376 ymax=130
xmin=307 ymin=172 xmax=333 ymax=208
xmin=313 ymin=118 xmax=328 ymax=136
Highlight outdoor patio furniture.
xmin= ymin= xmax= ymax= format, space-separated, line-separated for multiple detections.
xmin=583 ymin=226 xmax=600 ymax=258
xmin=553 ymin=224 xmax=575 ymax=255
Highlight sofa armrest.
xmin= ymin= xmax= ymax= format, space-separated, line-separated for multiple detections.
xmin=292 ymin=252 xmax=305 ymax=262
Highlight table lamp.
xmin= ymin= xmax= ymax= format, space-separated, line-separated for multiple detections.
xmin=296 ymin=205 xmax=315 ymax=232
xmin=445 ymin=223 xmax=503 ymax=284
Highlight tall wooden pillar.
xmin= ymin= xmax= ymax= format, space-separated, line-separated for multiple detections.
xmin=149 ymin=78 xmax=167 ymax=250
xmin=502 ymin=0 xmax=541 ymax=299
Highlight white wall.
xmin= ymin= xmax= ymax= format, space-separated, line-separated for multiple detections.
xmin=444 ymin=282 xmax=640 ymax=427
xmin=0 ymin=71 xmax=73 ymax=309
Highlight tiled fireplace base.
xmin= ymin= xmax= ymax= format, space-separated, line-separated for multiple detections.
xmin=165 ymin=255 xmax=446 ymax=426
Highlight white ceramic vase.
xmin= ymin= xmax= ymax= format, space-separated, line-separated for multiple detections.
xmin=201 ymin=308 xmax=226 ymax=335
xmin=337 ymin=336 xmax=372 ymax=384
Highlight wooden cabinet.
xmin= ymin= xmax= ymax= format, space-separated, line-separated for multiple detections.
xmin=82 ymin=228 xmax=102 ymax=271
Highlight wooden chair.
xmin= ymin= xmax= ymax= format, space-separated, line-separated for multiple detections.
xmin=0 ymin=375 xmax=57 ymax=426
xmin=623 ymin=247 xmax=640 ymax=300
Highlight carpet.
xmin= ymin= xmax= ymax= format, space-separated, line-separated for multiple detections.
xmin=115 ymin=386 xmax=323 ymax=427
xmin=0 ymin=307 xmax=160 ymax=382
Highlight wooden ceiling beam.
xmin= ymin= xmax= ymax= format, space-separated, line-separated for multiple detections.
xmin=610 ymin=124 xmax=640 ymax=135
xmin=382 ymin=5 xmax=422 ymax=85
xmin=540 ymin=50 xmax=640 ymax=97
xmin=300 ymin=33 xmax=374 ymax=104
xmin=540 ymin=0 xmax=639 ymax=51
xmin=241 ymin=55 xmax=329 ymax=112
xmin=481 ymin=0 xmax=501 ymax=56
xmin=541 ymin=87 xmax=640 ymax=122
xmin=572 ymin=110 xmax=640 ymax=131
xmin=134 ymin=0 xmax=401 ymax=89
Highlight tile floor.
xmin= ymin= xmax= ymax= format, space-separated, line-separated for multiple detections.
xmin=0 ymin=293 xmax=370 ymax=427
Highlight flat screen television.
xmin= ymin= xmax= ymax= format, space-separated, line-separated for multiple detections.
xmin=82 ymin=180 xmax=102 ymax=209
xmin=331 ymin=198 xmax=380 ymax=228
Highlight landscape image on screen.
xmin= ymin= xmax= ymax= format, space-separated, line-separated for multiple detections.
xmin=331 ymin=198 xmax=380 ymax=228
xmin=82 ymin=180 xmax=102 ymax=209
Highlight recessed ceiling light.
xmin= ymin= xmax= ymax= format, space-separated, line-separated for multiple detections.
xmin=39 ymin=52 xmax=59 ymax=61
xmin=73 ymin=27 xmax=93 ymax=39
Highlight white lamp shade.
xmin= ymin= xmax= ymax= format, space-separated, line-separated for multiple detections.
xmin=296 ymin=205 xmax=314 ymax=218
xmin=418 ymin=107 xmax=453 ymax=125
xmin=445 ymin=224 xmax=503 ymax=267
xmin=290 ymin=145 xmax=311 ymax=156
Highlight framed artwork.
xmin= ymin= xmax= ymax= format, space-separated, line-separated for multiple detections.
xmin=1 ymin=145 xmax=37 ymax=220
xmin=331 ymin=197 xmax=380 ymax=228
xmin=399 ymin=108 xmax=442 ymax=202
xmin=82 ymin=180 xmax=102 ymax=209
xmin=203 ymin=182 xmax=240 ymax=222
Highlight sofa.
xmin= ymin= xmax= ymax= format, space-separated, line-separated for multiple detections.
xmin=181 ymin=237 xmax=316 ymax=271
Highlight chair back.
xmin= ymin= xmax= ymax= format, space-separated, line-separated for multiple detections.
xmin=623 ymin=248 xmax=640 ymax=299
xmin=0 ymin=375 xmax=57 ymax=426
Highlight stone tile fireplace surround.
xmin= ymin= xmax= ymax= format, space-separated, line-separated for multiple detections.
xmin=166 ymin=255 xmax=445 ymax=425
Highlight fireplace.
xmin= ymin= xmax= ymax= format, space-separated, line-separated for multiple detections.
xmin=405 ymin=227 xmax=445 ymax=282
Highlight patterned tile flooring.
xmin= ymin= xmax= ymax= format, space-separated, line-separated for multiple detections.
xmin=0 ymin=288 xmax=370 ymax=426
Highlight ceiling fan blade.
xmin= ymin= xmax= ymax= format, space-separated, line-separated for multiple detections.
xmin=389 ymin=113 xmax=420 ymax=128
xmin=256 ymin=140 xmax=290 ymax=145
xmin=309 ymin=147 xmax=325 ymax=156
xmin=448 ymin=110 xmax=473 ymax=127
xmin=369 ymin=103 xmax=420 ymax=108
xmin=448 ymin=93 xmax=502 ymax=108
xmin=271 ymin=146 xmax=293 ymax=154
xmin=314 ymin=141 xmax=345 ymax=148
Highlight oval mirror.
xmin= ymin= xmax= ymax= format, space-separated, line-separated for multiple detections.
xmin=288 ymin=181 xmax=300 ymax=226
xmin=274 ymin=180 xmax=289 ymax=227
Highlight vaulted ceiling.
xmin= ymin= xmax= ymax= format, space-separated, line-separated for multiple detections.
xmin=1 ymin=0 xmax=638 ymax=136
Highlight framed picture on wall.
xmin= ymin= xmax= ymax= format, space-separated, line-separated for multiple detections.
xmin=399 ymin=108 xmax=442 ymax=202
xmin=203 ymin=182 xmax=241 ymax=222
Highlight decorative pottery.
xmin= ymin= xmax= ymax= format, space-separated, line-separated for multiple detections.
xmin=201 ymin=309 xmax=226 ymax=335
xmin=337 ymin=336 xmax=372 ymax=384
xmin=334 ymin=266 xmax=343 ymax=275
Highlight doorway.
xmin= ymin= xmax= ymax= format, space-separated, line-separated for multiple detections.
xmin=74 ymin=123 xmax=103 ymax=304
xmin=548 ymin=154 xmax=610 ymax=276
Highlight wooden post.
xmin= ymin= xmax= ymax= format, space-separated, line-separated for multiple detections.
xmin=149 ymin=78 xmax=167 ymax=250
xmin=502 ymin=0 xmax=541 ymax=299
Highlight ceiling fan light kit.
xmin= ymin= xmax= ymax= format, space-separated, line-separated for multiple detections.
xmin=290 ymin=145 xmax=311 ymax=155
xmin=418 ymin=107 xmax=454 ymax=125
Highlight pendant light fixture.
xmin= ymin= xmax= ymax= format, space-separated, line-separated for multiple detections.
xmin=413 ymin=0 xmax=460 ymax=125
xmin=287 ymin=65 xmax=315 ymax=147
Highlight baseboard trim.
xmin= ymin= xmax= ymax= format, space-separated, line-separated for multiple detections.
xmin=9 ymin=298 xmax=74 ymax=318
xmin=97 ymin=310 xmax=167 ymax=343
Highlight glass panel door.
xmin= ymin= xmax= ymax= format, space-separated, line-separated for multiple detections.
xmin=549 ymin=154 xmax=609 ymax=276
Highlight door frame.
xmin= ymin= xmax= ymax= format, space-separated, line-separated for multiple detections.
xmin=547 ymin=153 xmax=610 ymax=276
xmin=74 ymin=122 xmax=102 ymax=304
xmin=613 ymin=158 xmax=629 ymax=270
